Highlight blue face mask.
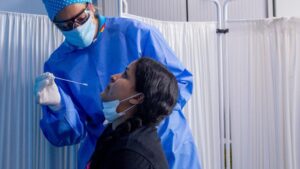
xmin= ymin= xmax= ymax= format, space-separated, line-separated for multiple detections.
xmin=62 ymin=13 xmax=96 ymax=48
xmin=102 ymin=93 xmax=142 ymax=123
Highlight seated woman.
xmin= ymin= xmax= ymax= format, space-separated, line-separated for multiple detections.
xmin=87 ymin=57 xmax=179 ymax=169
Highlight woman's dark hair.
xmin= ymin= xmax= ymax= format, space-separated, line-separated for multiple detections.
xmin=134 ymin=57 xmax=179 ymax=125
xmin=89 ymin=58 xmax=179 ymax=169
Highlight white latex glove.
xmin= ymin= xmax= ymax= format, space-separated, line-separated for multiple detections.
xmin=34 ymin=72 xmax=61 ymax=111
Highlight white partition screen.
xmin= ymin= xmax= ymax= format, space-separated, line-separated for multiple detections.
xmin=227 ymin=18 xmax=300 ymax=169
xmin=0 ymin=12 xmax=78 ymax=169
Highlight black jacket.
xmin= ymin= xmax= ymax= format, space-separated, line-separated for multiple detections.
xmin=88 ymin=118 xmax=169 ymax=169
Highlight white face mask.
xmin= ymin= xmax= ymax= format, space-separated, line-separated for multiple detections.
xmin=62 ymin=11 xmax=96 ymax=48
xmin=102 ymin=93 xmax=142 ymax=123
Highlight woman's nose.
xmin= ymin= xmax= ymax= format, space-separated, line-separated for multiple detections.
xmin=110 ymin=74 xmax=121 ymax=82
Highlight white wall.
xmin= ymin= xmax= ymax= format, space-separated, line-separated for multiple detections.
xmin=276 ymin=0 xmax=300 ymax=17
xmin=102 ymin=0 xmax=268 ymax=21
xmin=0 ymin=0 xmax=46 ymax=15
xmin=0 ymin=0 xmax=98 ymax=16
xmin=102 ymin=0 xmax=187 ymax=21
xmin=0 ymin=0 xmax=269 ymax=21
xmin=188 ymin=0 xmax=267 ymax=21
xmin=128 ymin=0 xmax=187 ymax=21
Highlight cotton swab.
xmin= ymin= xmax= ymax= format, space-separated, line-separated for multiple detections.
xmin=54 ymin=76 xmax=88 ymax=86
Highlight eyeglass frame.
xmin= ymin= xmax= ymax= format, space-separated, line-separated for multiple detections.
xmin=53 ymin=3 xmax=91 ymax=31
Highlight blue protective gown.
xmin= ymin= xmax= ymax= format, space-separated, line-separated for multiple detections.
xmin=40 ymin=16 xmax=201 ymax=169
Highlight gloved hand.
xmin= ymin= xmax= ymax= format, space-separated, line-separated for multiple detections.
xmin=34 ymin=72 xmax=61 ymax=111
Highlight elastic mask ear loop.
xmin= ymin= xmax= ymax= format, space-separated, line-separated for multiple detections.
xmin=118 ymin=104 xmax=137 ymax=116
xmin=118 ymin=93 xmax=143 ymax=115
xmin=119 ymin=93 xmax=143 ymax=103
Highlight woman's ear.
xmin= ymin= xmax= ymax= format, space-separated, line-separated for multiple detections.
xmin=129 ymin=93 xmax=144 ymax=105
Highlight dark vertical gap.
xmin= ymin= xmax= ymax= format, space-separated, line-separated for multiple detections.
xmin=273 ymin=0 xmax=276 ymax=17
xmin=267 ymin=0 xmax=277 ymax=17
xmin=266 ymin=0 xmax=269 ymax=17
xmin=186 ymin=0 xmax=189 ymax=21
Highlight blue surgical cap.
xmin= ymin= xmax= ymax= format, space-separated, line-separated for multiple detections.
xmin=42 ymin=0 xmax=92 ymax=21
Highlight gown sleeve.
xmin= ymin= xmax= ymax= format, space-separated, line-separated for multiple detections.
xmin=39 ymin=62 xmax=86 ymax=146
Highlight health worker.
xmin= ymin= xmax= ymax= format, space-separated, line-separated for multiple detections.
xmin=34 ymin=0 xmax=201 ymax=169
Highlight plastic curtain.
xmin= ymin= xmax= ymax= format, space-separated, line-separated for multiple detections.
xmin=227 ymin=18 xmax=300 ymax=169
xmin=123 ymin=14 xmax=221 ymax=169
xmin=0 ymin=12 xmax=78 ymax=169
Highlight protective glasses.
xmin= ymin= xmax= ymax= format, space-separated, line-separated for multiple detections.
xmin=53 ymin=3 xmax=90 ymax=31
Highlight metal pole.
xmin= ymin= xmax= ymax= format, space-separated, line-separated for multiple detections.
xmin=123 ymin=0 xmax=128 ymax=14
xmin=206 ymin=0 xmax=233 ymax=169
xmin=207 ymin=1 xmax=224 ymax=168
xmin=117 ymin=0 xmax=122 ymax=17
xmin=223 ymin=2 xmax=232 ymax=169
